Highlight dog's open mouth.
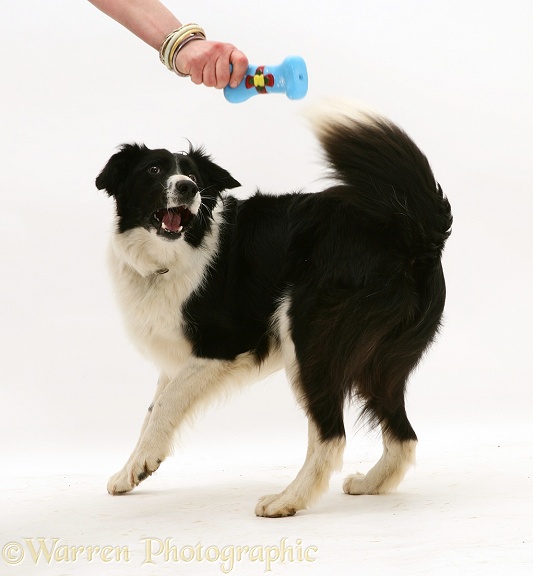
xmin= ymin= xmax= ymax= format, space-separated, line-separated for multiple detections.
xmin=153 ymin=206 xmax=194 ymax=238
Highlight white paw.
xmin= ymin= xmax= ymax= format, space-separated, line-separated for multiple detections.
xmin=343 ymin=472 xmax=379 ymax=495
xmin=255 ymin=493 xmax=302 ymax=518
xmin=107 ymin=467 xmax=135 ymax=495
xmin=107 ymin=454 xmax=162 ymax=495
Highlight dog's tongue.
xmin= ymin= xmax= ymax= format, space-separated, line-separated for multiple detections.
xmin=162 ymin=210 xmax=181 ymax=232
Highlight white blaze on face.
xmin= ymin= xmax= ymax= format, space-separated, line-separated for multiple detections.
xmin=166 ymin=174 xmax=201 ymax=214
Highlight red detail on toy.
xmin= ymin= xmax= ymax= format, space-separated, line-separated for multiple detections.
xmin=245 ymin=66 xmax=275 ymax=94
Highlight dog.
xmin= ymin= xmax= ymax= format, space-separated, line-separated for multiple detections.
xmin=96 ymin=102 xmax=452 ymax=517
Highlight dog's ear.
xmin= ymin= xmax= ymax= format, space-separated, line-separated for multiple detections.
xmin=96 ymin=143 xmax=147 ymax=197
xmin=187 ymin=146 xmax=241 ymax=192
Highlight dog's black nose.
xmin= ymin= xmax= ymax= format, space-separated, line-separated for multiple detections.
xmin=175 ymin=179 xmax=198 ymax=201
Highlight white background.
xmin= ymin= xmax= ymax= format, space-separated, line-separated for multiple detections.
xmin=1 ymin=1 xmax=532 ymax=574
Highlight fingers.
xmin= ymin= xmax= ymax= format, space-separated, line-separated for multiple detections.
xmin=228 ymin=49 xmax=248 ymax=88
xmin=175 ymin=41 xmax=249 ymax=89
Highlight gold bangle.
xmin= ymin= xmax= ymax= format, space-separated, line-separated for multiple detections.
xmin=168 ymin=31 xmax=203 ymax=66
xmin=172 ymin=33 xmax=206 ymax=76
xmin=159 ymin=24 xmax=206 ymax=71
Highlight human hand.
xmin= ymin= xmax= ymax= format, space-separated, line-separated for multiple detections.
xmin=174 ymin=40 xmax=248 ymax=89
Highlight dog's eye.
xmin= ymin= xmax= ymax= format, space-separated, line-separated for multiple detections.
xmin=188 ymin=174 xmax=197 ymax=183
xmin=148 ymin=166 xmax=160 ymax=175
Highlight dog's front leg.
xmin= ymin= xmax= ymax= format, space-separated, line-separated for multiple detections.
xmin=107 ymin=372 xmax=170 ymax=495
xmin=107 ymin=355 xmax=263 ymax=495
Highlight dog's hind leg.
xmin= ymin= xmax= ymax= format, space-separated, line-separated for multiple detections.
xmin=343 ymin=395 xmax=417 ymax=495
xmin=255 ymin=298 xmax=346 ymax=517
xmin=255 ymin=417 xmax=345 ymax=517
xmin=107 ymin=353 xmax=277 ymax=495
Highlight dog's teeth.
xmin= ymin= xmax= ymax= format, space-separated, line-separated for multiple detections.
xmin=177 ymin=226 xmax=183 ymax=233
xmin=161 ymin=222 xmax=168 ymax=231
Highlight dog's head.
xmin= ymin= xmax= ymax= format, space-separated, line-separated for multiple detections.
xmin=96 ymin=143 xmax=240 ymax=242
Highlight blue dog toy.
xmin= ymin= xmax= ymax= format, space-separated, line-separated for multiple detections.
xmin=224 ymin=56 xmax=308 ymax=103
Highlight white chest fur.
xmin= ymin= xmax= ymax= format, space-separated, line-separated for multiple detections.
xmin=107 ymin=215 xmax=221 ymax=377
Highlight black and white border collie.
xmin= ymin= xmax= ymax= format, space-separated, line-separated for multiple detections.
xmin=96 ymin=102 xmax=452 ymax=517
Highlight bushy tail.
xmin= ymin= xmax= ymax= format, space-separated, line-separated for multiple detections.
xmin=308 ymin=101 xmax=452 ymax=266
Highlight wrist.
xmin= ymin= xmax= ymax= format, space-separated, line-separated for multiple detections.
xmin=159 ymin=24 xmax=206 ymax=76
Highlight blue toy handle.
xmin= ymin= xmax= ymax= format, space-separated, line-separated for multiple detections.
xmin=224 ymin=56 xmax=308 ymax=103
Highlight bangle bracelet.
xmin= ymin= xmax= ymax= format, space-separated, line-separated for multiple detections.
xmin=159 ymin=24 xmax=206 ymax=73
xmin=172 ymin=33 xmax=205 ymax=77
xmin=159 ymin=24 xmax=204 ymax=66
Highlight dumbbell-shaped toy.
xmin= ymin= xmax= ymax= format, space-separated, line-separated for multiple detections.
xmin=224 ymin=56 xmax=308 ymax=103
